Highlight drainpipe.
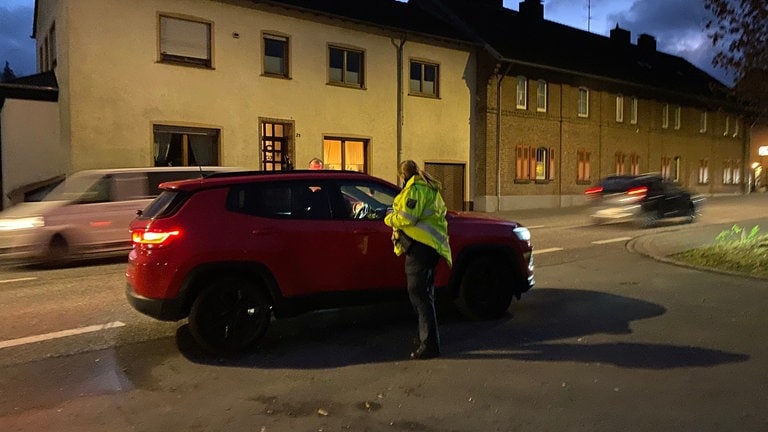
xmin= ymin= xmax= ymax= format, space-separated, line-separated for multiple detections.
xmin=392 ymin=36 xmax=407 ymax=174
xmin=496 ymin=63 xmax=513 ymax=211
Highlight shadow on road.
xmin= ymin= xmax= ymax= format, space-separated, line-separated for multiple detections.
xmin=174 ymin=288 xmax=748 ymax=370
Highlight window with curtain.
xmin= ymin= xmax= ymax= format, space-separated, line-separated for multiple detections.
xmin=629 ymin=153 xmax=640 ymax=175
xmin=536 ymin=80 xmax=547 ymax=112
xmin=328 ymin=46 xmax=363 ymax=88
xmin=263 ymin=34 xmax=289 ymax=77
xmin=615 ymin=151 xmax=625 ymax=174
xmin=699 ymin=159 xmax=709 ymax=184
xmin=516 ymin=76 xmax=527 ymax=109
xmin=323 ymin=138 xmax=368 ymax=172
xmin=159 ymin=15 xmax=212 ymax=67
xmin=153 ymin=125 xmax=220 ymax=166
xmin=409 ymin=60 xmax=439 ymax=97
xmin=577 ymin=148 xmax=591 ymax=182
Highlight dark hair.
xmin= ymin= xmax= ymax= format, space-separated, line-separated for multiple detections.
xmin=399 ymin=160 xmax=441 ymax=190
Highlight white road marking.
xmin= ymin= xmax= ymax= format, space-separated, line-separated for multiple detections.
xmin=0 ymin=321 xmax=126 ymax=350
xmin=526 ymin=225 xmax=546 ymax=229
xmin=534 ymin=247 xmax=564 ymax=254
xmin=0 ymin=277 xmax=37 ymax=284
xmin=592 ymin=237 xmax=633 ymax=245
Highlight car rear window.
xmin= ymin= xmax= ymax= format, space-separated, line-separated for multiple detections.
xmin=138 ymin=190 xmax=188 ymax=219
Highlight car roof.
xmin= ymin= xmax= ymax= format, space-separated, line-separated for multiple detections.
xmin=159 ymin=170 xmax=397 ymax=191
xmin=67 ymin=166 xmax=241 ymax=176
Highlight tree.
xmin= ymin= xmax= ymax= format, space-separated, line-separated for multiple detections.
xmin=704 ymin=0 xmax=767 ymax=81
xmin=1 ymin=61 xmax=17 ymax=83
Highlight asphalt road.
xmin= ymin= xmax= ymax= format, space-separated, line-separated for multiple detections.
xmin=0 ymin=193 xmax=767 ymax=432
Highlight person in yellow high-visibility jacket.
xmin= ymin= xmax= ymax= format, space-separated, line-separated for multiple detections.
xmin=385 ymin=160 xmax=451 ymax=360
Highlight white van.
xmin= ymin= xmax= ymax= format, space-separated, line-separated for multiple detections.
xmin=0 ymin=167 xmax=239 ymax=265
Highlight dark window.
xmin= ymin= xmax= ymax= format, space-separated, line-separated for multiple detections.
xmin=329 ymin=46 xmax=363 ymax=87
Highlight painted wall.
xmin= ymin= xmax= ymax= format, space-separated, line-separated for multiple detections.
xmin=0 ymin=98 xmax=63 ymax=208
xmin=43 ymin=0 xmax=473 ymax=190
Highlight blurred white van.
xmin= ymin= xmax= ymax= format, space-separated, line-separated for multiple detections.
xmin=0 ymin=167 xmax=238 ymax=265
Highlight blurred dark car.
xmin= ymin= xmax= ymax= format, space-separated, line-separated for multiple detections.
xmin=585 ymin=174 xmax=704 ymax=228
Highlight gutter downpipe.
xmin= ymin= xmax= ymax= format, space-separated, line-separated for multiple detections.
xmin=393 ymin=36 xmax=407 ymax=173
xmin=496 ymin=63 xmax=513 ymax=211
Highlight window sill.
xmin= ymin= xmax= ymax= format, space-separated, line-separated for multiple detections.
xmin=408 ymin=92 xmax=439 ymax=99
xmin=327 ymin=81 xmax=365 ymax=90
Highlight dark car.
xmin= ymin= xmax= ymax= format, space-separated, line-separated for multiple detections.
xmin=126 ymin=170 xmax=535 ymax=353
xmin=585 ymin=174 xmax=703 ymax=228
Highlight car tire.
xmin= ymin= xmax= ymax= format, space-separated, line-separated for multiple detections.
xmin=455 ymin=255 xmax=514 ymax=320
xmin=189 ymin=277 xmax=271 ymax=354
xmin=685 ymin=204 xmax=696 ymax=223
xmin=43 ymin=234 xmax=69 ymax=267
xmin=637 ymin=211 xmax=659 ymax=229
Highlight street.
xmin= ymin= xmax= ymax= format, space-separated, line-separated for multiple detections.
xmin=1 ymin=194 xmax=767 ymax=431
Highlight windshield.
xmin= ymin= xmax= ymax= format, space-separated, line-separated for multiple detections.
xmin=42 ymin=173 xmax=106 ymax=202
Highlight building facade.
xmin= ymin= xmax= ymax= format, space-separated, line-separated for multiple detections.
xmin=8 ymin=0 xmax=748 ymax=212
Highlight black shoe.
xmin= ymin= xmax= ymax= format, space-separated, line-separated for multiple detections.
xmin=410 ymin=345 xmax=440 ymax=360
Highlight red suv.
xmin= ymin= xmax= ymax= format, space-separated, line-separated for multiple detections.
xmin=126 ymin=171 xmax=534 ymax=353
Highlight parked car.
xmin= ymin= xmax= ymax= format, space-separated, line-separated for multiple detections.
xmin=585 ymin=174 xmax=704 ymax=227
xmin=0 ymin=166 xmax=237 ymax=265
xmin=126 ymin=170 xmax=535 ymax=353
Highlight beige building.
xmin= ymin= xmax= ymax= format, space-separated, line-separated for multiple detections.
xmin=25 ymin=0 xmax=475 ymax=209
xmin=0 ymin=0 xmax=751 ymax=211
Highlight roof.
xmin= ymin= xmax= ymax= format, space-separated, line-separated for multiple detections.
xmin=0 ymin=71 xmax=58 ymax=106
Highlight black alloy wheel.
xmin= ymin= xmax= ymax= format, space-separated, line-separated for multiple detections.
xmin=189 ymin=277 xmax=271 ymax=354
xmin=455 ymin=255 xmax=514 ymax=320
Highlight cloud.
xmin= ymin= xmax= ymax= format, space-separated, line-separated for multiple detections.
xmin=0 ymin=4 xmax=36 ymax=77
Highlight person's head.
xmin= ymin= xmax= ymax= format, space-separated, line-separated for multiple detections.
xmin=399 ymin=160 xmax=419 ymax=183
xmin=308 ymin=158 xmax=324 ymax=170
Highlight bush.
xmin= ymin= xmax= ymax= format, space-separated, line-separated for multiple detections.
xmin=673 ymin=225 xmax=768 ymax=279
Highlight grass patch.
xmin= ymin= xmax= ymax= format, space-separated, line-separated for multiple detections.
xmin=672 ymin=225 xmax=768 ymax=279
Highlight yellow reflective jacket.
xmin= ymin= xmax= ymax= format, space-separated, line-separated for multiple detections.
xmin=384 ymin=175 xmax=452 ymax=266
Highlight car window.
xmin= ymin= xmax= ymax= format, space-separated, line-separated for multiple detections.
xmin=338 ymin=181 xmax=397 ymax=220
xmin=139 ymin=190 xmax=188 ymax=219
xmin=43 ymin=172 xmax=104 ymax=202
xmin=227 ymin=181 xmax=334 ymax=220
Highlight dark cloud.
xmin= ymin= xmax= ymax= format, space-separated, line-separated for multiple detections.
xmin=0 ymin=4 xmax=36 ymax=77
xmin=604 ymin=0 xmax=734 ymax=85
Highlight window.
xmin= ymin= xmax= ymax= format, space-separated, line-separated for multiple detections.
xmin=724 ymin=115 xmax=730 ymax=136
xmin=536 ymin=80 xmax=547 ymax=112
xmin=672 ymin=156 xmax=681 ymax=182
xmin=615 ymin=151 xmax=625 ymax=174
xmin=159 ymin=15 xmax=212 ymax=68
xmin=329 ymin=46 xmax=363 ymax=88
xmin=630 ymin=97 xmax=638 ymax=124
xmin=732 ymin=119 xmax=739 ymax=138
xmin=516 ymin=76 xmax=527 ymax=109
xmin=699 ymin=159 xmax=709 ymax=184
xmin=577 ymin=148 xmax=591 ymax=182
xmin=535 ymin=147 xmax=555 ymax=180
xmin=616 ymin=95 xmax=624 ymax=122
xmin=409 ymin=60 xmax=438 ymax=96
xmin=662 ymin=103 xmax=669 ymax=129
xmin=323 ymin=137 xmax=368 ymax=172
xmin=578 ymin=87 xmax=589 ymax=118
xmin=723 ymin=160 xmax=741 ymax=184
xmin=674 ymin=106 xmax=681 ymax=130
xmin=263 ymin=34 xmax=288 ymax=77
xmin=700 ymin=111 xmax=707 ymax=133
xmin=661 ymin=156 xmax=671 ymax=180
xmin=629 ymin=153 xmax=640 ymax=175
xmin=153 ymin=125 xmax=220 ymax=166
xmin=261 ymin=121 xmax=293 ymax=171
xmin=516 ymin=146 xmax=532 ymax=180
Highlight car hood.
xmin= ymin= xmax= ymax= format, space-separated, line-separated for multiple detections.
xmin=0 ymin=201 xmax=68 ymax=220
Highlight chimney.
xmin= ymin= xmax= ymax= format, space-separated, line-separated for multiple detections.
xmin=518 ymin=0 xmax=543 ymax=19
xmin=637 ymin=33 xmax=657 ymax=52
xmin=610 ymin=24 xmax=631 ymax=46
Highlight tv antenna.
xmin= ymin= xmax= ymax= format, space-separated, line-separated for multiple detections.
xmin=587 ymin=0 xmax=592 ymax=32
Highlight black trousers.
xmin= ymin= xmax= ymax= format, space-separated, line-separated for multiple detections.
xmin=405 ymin=240 xmax=440 ymax=349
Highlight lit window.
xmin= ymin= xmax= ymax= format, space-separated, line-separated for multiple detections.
xmin=699 ymin=159 xmax=709 ymax=184
xmin=159 ymin=15 xmax=212 ymax=68
xmin=323 ymin=138 xmax=368 ymax=172
xmin=629 ymin=153 xmax=640 ymax=175
xmin=409 ymin=60 xmax=438 ymax=97
xmin=700 ymin=111 xmax=707 ymax=133
xmin=577 ymin=148 xmax=591 ymax=182
xmin=615 ymin=151 xmax=625 ymax=174
xmin=260 ymin=121 xmax=293 ymax=171
xmin=329 ymin=46 xmax=363 ymax=88
xmin=724 ymin=115 xmax=730 ymax=136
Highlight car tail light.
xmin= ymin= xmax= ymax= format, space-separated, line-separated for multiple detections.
xmin=584 ymin=186 xmax=603 ymax=195
xmin=131 ymin=229 xmax=180 ymax=248
xmin=626 ymin=186 xmax=648 ymax=197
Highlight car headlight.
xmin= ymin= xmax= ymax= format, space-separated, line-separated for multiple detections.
xmin=0 ymin=217 xmax=45 ymax=230
xmin=513 ymin=226 xmax=531 ymax=241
